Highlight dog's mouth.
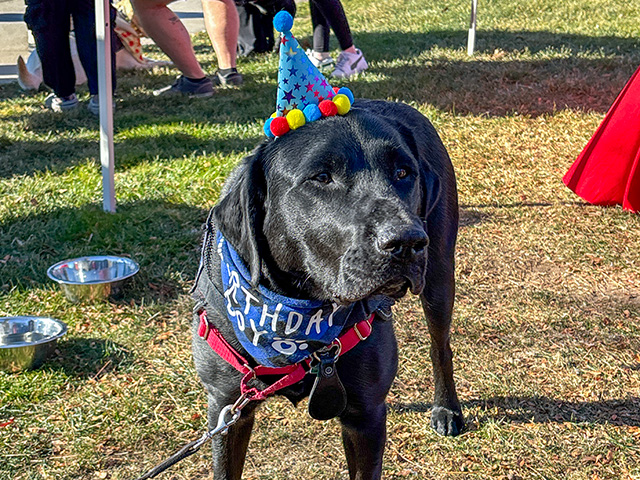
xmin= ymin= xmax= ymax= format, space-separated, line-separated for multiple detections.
xmin=375 ymin=274 xmax=424 ymax=298
xmin=331 ymin=273 xmax=424 ymax=305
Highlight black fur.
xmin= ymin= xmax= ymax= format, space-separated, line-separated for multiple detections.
xmin=192 ymin=99 xmax=464 ymax=480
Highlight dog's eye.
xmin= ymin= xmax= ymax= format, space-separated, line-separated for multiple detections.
xmin=313 ymin=173 xmax=332 ymax=184
xmin=395 ymin=168 xmax=409 ymax=180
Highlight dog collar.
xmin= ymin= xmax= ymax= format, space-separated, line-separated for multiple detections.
xmin=217 ymin=232 xmax=387 ymax=367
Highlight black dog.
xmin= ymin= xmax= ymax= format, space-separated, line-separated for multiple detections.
xmin=191 ymin=99 xmax=463 ymax=480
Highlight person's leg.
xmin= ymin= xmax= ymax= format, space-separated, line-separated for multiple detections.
xmin=312 ymin=0 xmax=367 ymax=77
xmin=307 ymin=0 xmax=333 ymax=67
xmin=310 ymin=0 xmax=330 ymax=54
xmin=201 ymin=0 xmax=238 ymax=70
xmin=310 ymin=0 xmax=354 ymax=52
xmin=24 ymin=0 xmax=76 ymax=98
xmin=70 ymin=0 xmax=117 ymax=95
xmin=131 ymin=0 xmax=206 ymax=79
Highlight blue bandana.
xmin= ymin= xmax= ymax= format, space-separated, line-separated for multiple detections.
xmin=217 ymin=232 xmax=386 ymax=368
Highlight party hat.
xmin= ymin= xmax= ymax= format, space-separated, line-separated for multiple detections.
xmin=264 ymin=11 xmax=355 ymax=138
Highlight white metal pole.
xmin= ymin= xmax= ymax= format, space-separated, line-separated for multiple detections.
xmin=467 ymin=0 xmax=478 ymax=56
xmin=95 ymin=0 xmax=116 ymax=212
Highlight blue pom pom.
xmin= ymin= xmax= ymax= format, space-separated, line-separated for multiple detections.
xmin=273 ymin=11 xmax=294 ymax=33
xmin=264 ymin=118 xmax=275 ymax=138
xmin=337 ymin=87 xmax=354 ymax=105
xmin=303 ymin=104 xmax=322 ymax=122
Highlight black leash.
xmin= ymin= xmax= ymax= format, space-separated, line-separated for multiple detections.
xmin=133 ymin=405 xmax=241 ymax=480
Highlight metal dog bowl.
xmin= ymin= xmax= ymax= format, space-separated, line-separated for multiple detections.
xmin=0 ymin=316 xmax=67 ymax=373
xmin=47 ymin=255 xmax=139 ymax=303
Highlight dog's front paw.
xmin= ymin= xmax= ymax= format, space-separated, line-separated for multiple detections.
xmin=431 ymin=406 xmax=464 ymax=436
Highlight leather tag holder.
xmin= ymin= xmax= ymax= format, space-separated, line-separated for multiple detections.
xmin=308 ymin=352 xmax=347 ymax=420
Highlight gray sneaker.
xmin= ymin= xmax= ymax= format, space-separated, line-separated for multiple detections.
xmin=211 ymin=70 xmax=244 ymax=87
xmin=44 ymin=93 xmax=79 ymax=112
xmin=331 ymin=49 xmax=368 ymax=78
xmin=153 ymin=75 xmax=215 ymax=98
xmin=87 ymin=95 xmax=116 ymax=116
xmin=305 ymin=49 xmax=334 ymax=69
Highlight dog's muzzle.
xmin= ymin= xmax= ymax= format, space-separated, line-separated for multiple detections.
xmin=375 ymin=223 xmax=428 ymax=260
xmin=331 ymin=223 xmax=428 ymax=303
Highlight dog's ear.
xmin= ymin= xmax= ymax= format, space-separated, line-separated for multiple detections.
xmin=420 ymin=169 xmax=441 ymax=219
xmin=213 ymin=148 xmax=267 ymax=287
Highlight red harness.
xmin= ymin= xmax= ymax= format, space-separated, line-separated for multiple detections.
xmin=197 ymin=310 xmax=374 ymax=401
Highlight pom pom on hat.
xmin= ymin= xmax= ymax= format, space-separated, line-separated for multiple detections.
xmin=337 ymin=87 xmax=354 ymax=105
xmin=333 ymin=94 xmax=351 ymax=115
xmin=270 ymin=116 xmax=290 ymax=137
xmin=264 ymin=118 xmax=275 ymax=138
xmin=303 ymin=104 xmax=322 ymax=122
xmin=287 ymin=109 xmax=306 ymax=130
xmin=274 ymin=11 xmax=293 ymax=33
xmin=318 ymin=99 xmax=338 ymax=117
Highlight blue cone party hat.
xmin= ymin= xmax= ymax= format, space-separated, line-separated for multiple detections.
xmin=264 ymin=11 xmax=355 ymax=138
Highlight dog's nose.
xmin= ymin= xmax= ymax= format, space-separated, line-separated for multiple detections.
xmin=376 ymin=226 xmax=428 ymax=258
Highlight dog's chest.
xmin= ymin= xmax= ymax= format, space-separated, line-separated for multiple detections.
xmin=194 ymin=231 xmax=387 ymax=369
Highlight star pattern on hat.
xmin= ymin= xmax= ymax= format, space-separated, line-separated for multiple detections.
xmin=275 ymin=31 xmax=336 ymax=115
xmin=265 ymin=11 xmax=354 ymax=138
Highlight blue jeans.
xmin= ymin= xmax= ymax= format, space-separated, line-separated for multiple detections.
xmin=24 ymin=0 xmax=116 ymax=97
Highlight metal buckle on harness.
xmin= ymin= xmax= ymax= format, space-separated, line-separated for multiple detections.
xmin=198 ymin=310 xmax=211 ymax=339
xmin=353 ymin=319 xmax=372 ymax=341
xmin=231 ymin=391 xmax=254 ymax=415
xmin=240 ymin=366 xmax=260 ymax=398
xmin=311 ymin=342 xmax=342 ymax=364
xmin=200 ymin=321 xmax=211 ymax=339
xmin=242 ymin=364 xmax=256 ymax=381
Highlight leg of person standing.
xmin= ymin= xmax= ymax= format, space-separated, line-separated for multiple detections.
xmin=24 ymin=0 xmax=80 ymax=111
xmin=202 ymin=0 xmax=243 ymax=86
xmin=307 ymin=0 xmax=334 ymax=68
xmin=308 ymin=0 xmax=368 ymax=78
xmin=131 ymin=0 xmax=214 ymax=97
xmin=70 ymin=0 xmax=117 ymax=113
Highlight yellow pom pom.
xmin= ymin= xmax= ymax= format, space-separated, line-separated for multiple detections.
xmin=286 ymin=109 xmax=306 ymax=130
xmin=271 ymin=112 xmax=278 ymax=118
xmin=333 ymin=94 xmax=351 ymax=115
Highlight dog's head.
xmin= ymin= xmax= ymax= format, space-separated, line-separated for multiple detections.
xmin=213 ymin=101 xmax=444 ymax=304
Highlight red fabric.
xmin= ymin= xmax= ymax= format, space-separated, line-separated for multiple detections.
xmin=563 ymin=65 xmax=640 ymax=213
xmin=198 ymin=310 xmax=374 ymax=401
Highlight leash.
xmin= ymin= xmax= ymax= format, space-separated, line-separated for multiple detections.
xmin=134 ymin=404 xmax=241 ymax=480
xmin=133 ymin=310 xmax=374 ymax=479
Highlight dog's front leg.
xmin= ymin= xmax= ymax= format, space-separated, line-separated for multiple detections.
xmin=207 ymin=389 xmax=256 ymax=480
xmin=340 ymin=402 xmax=387 ymax=480
xmin=420 ymin=244 xmax=464 ymax=436
xmin=338 ymin=323 xmax=397 ymax=480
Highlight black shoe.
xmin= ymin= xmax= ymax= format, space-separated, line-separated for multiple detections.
xmin=211 ymin=70 xmax=244 ymax=87
xmin=153 ymin=75 xmax=215 ymax=98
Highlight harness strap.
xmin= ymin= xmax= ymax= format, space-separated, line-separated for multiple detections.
xmin=197 ymin=310 xmax=374 ymax=401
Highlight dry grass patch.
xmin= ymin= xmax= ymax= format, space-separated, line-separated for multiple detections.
xmin=2 ymin=0 xmax=640 ymax=478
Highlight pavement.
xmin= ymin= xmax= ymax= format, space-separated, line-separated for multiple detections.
xmin=0 ymin=0 xmax=205 ymax=85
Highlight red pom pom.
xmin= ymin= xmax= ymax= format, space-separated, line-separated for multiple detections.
xmin=319 ymin=100 xmax=338 ymax=117
xmin=270 ymin=116 xmax=290 ymax=136
xmin=333 ymin=86 xmax=340 ymax=93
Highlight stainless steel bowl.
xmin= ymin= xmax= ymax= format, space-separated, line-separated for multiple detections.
xmin=0 ymin=316 xmax=68 ymax=372
xmin=47 ymin=255 xmax=139 ymax=303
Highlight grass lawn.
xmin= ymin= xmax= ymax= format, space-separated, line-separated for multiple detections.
xmin=1 ymin=0 xmax=640 ymax=478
